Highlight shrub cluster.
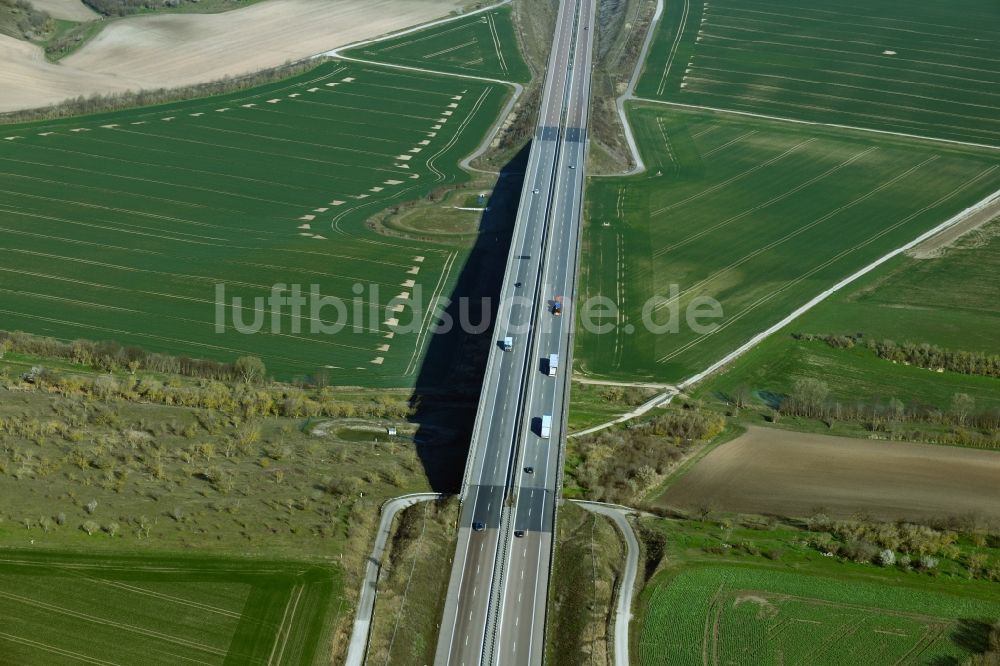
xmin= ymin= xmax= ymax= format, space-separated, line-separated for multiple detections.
xmin=570 ymin=409 xmax=725 ymax=505
xmin=0 ymin=0 xmax=52 ymax=41
xmin=1 ymin=330 xmax=264 ymax=381
xmin=805 ymin=515 xmax=1000 ymax=581
xmin=9 ymin=368 xmax=412 ymax=420
xmin=799 ymin=333 xmax=1000 ymax=379
xmin=81 ymin=0 xmax=244 ymax=17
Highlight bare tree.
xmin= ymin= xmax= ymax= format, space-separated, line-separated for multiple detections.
xmin=734 ymin=384 xmax=753 ymax=409
xmin=951 ymin=393 xmax=975 ymax=426
xmin=888 ymin=397 xmax=905 ymax=422
xmin=235 ymin=356 xmax=266 ymax=385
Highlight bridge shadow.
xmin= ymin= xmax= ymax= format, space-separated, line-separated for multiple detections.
xmin=405 ymin=143 xmax=530 ymax=492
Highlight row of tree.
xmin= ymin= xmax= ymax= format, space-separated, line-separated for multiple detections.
xmin=779 ymin=378 xmax=1000 ymax=437
xmin=81 ymin=0 xmax=244 ymax=17
xmin=9 ymin=367 xmax=412 ymax=420
xmin=0 ymin=330 xmax=268 ymax=384
xmin=797 ymin=333 xmax=1000 ymax=378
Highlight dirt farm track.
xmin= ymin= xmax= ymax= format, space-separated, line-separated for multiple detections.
xmin=658 ymin=426 xmax=1000 ymax=523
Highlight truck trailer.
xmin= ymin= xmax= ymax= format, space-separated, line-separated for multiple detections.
xmin=540 ymin=414 xmax=552 ymax=439
xmin=548 ymin=353 xmax=559 ymax=377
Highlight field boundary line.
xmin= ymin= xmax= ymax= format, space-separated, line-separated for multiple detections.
xmin=405 ymin=250 xmax=457 ymax=376
xmin=0 ymin=167 xmax=253 ymax=216
xmin=269 ymin=583 xmax=305 ymax=666
xmin=80 ymin=575 xmax=241 ymax=618
xmin=651 ymin=155 xmax=938 ymax=323
xmin=0 ymin=632 xmax=120 ymax=666
xmin=315 ymin=0 xmax=524 ymax=176
xmin=316 ymin=0 xmax=512 ymax=57
xmin=681 ymin=72 xmax=1000 ymax=128
xmin=372 ymin=21 xmax=474 ymax=54
xmin=656 ymin=0 xmax=688 ymax=97
xmin=651 ymin=144 xmax=876 ymax=258
xmin=0 ymin=263 xmax=394 ymax=336
xmin=0 ymin=589 xmax=226 ymax=655
xmin=108 ymin=126 xmax=412 ymax=179
xmin=3 ymin=138 xmax=307 ymax=189
xmin=649 ymin=137 xmax=817 ymax=219
xmin=0 ymin=557 xmax=296 ymax=575
xmin=631 ymin=97 xmax=1000 ymax=152
xmin=423 ymin=39 xmax=477 ymax=60
xmin=688 ymin=65 xmax=1000 ymax=112
xmin=0 ymin=306 xmax=345 ymax=366
xmin=487 ymin=13 xmax=508 ymax=73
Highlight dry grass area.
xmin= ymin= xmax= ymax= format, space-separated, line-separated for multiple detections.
xmin=908 ymin=202 xmax=1000 ymax=259
xmin=545 ymin=503 xmax=622 ymax=666
xmin=30 ymin=0 xmax=96 ymax=20
xmin=366 ymin=498 xmax=458 ymax=665
xmin=658 ymin=426 xmax=1000 ymax=523
xmin=0 ymin=0 xmax=461 ymax=112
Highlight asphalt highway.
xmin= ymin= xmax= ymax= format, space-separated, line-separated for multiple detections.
xmin=434 ymin=0 xmax=595 ymax=663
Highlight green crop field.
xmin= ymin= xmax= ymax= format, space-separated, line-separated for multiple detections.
xmin=694 ymin=218 xmax=1000 ymax=410
xmin=793 ymin=220 xmax=1000 ymax=355
xmin=638 ymin=565 xmax=1000 ymax=666
xmin=347 ymin=6 xmax=530 ymax=83
xmin=635 ymin=0 xmax=1000 ymax=146
xmin=698 ymin=334 xmax=1000 ymax=413
xmin=0 ymin=60 xmax=512 ymax=385
xmin=575 ymin=105 xmax=1000 ymax=383
xmin=0 ymin=550 xmax=339 ymax=665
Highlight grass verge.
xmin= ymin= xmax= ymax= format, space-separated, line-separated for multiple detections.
xmin=545 ymin=502 xmax=623 ymax=666
xmin=366 ymin=497 xmax=459 ymax=665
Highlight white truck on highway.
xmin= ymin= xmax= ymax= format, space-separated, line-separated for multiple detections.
xmin=502 ymin=336 xmax=513 ymax=352
xmin=547 ymin=353 xmax=559 ymax=377
xmin=540 ymin=414 xmax=552 ymax=439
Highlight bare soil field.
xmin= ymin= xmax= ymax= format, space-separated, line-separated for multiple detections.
xmin=657 ymin=426 xmax=1000 ymax=523
xmin=0 ymin=33 xmax=141 ymax=112
xmin=29 ymin=0 xmax=97 ymax=20
xmin=0 ymin=0 xmax=460 ymax=112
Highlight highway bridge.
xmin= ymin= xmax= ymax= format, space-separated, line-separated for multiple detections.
xmin=435 ymin=0 xmax=596 ymax=662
